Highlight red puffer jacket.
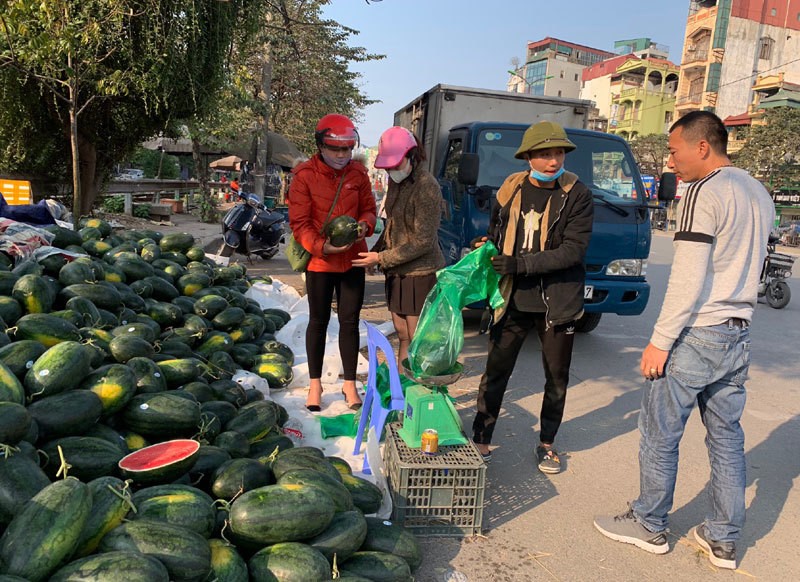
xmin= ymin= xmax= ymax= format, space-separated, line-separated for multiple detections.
xmin=288 ymin=155 xmax=377 ymax=273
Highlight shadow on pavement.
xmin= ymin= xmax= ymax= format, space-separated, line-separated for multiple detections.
xmin=670 ymin=414 xmax=800 ymax=563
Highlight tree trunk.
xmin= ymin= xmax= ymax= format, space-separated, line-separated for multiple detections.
xmin=192 ymin=137 xmax=216 ymax=223
xmin=78 ymin=137 xmax=98 ymax=216
xmin=253 ymin=49 xmax=272 ymax=203
xmin=68 ymin=67 xmax=81 ymax=229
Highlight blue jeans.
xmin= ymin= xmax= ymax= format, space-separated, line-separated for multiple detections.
xmin=632 ymin=322 xmax=750 ymax=542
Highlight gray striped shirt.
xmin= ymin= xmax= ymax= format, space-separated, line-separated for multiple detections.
xmin=650 ymin=166 xmax=776 ymax=351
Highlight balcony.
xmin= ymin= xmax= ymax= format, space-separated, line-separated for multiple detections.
xmin=677 ymin=93 xmax=703 ymax=106
xmin=613 ymin=118 xmax=635 ymax=131
xmin=683 ymin=49 xmax=709 ymax=65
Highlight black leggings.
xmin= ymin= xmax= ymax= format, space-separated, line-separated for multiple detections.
xmin=305 ymin=268 xmax=365 ymax=381
xmin=473 ymin=306 xmax=575 ymax=445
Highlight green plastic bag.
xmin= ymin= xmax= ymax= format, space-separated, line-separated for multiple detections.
xmin=408 ymin=242 xmax=505 ymax=378
xmin=319 ymin=413 xmax=359 ymax=439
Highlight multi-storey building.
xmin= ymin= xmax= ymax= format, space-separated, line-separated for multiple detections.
xmin=675 ymin=0 xmax=800 ymax=120
xmin=507 ymin=37 xmax=614 ymax=98
xmin=581 ymin=50 xmax=679 ymax=138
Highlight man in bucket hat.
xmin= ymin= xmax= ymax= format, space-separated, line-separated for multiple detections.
xmin=471 ymin=120 xmax=593 ymax=474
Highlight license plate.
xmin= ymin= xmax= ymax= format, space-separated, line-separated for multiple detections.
xmin=584 ymin=285 xmax=594 ymax=299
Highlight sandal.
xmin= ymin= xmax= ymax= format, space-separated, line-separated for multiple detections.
xmin=341 ymin=387 xmax=362 ymax=411
xmin=305 ymin=386 xmax=323 ymax=412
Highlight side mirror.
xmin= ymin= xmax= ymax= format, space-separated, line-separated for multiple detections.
xmin=457 ymin=153 xmax=480 ymax=186
xmin=658 ymin=172 xmax=677 ymax=202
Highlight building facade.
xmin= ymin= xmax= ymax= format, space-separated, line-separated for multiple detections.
xmin=508 ymin=37 xmax=614 ymax=98
xmin=676 ymin=0 xmax=800 ymax=120
xmin=581 ymin=53 xmax=679 ymax=138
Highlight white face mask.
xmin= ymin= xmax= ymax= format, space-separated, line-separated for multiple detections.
xmin=387 ymin=159 xmax=412 ymax=183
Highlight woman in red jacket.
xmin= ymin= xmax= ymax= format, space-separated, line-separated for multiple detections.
xmin=288 ymin=114 xmax=377 ymax=412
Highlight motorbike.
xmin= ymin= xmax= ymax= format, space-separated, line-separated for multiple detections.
xmin=759 ymin=234 xmax=796 ymax=309
xmin=218 ymin=192 xmax=285 ymax=260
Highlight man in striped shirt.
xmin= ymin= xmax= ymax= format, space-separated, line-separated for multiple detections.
xmin=594 ymin=111 xmax=775 ymax=569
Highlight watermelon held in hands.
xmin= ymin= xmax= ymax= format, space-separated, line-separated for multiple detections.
xmin=118 ymin=439 xmax=200 ymax=485
xmin=324 ymin=215 xmax=360 ymax=247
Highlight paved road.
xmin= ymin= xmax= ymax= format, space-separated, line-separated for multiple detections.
xmin=162 ymin=213 xmax=800 ymax=581
xmin=409 ymin=232 xmax=800 ymax=582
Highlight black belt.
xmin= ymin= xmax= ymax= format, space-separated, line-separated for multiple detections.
xmin=726 ymin=317 xmax=748 ymax=328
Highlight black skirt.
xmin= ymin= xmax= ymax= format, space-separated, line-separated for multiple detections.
xmin=385 ymin=273 xmax=437 ymax=316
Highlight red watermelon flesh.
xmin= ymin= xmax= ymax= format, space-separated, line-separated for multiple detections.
xmin=118 ymin=439 xmax=200 ymax=484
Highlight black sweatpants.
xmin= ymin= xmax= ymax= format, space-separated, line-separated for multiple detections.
xmin=305 ymin=268 xmax=365 ymax=381
xmin=472 ymin=306 xmax=575 ymax=445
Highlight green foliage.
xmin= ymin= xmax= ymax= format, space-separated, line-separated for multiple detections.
xmin=133 ymin=204 xmax=151 ymax=219
xmin=734 ymin=107 xmax=800 ymax=189
xmin=102 ymin=195 xmax=125 ymax=213
xmin=264 ymin=0 xmax=385 ymax=154
xmin=131 ymin=148 xmax=180 ymax=179
xmin=0 ymin=0 xmax=259 ymax=215
xmin=627 ymin=133 xmax=669 ymax=177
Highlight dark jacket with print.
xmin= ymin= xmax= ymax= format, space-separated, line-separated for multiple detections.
xmin=488 ymin=170 xmax=593 ymax=327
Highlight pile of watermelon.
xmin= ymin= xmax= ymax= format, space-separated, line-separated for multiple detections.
xmin=0 ymin=218 xmax=421 ymax=582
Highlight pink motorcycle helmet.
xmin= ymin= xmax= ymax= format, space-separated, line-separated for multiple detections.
xmin=374 ymin=126 xmax=417 ymax=169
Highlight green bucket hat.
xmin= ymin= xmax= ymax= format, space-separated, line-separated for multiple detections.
xmin=514 ymin=121 xmax=576 ymax=159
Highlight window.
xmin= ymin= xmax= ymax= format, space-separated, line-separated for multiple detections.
xmin=771 ymin=8 xmax=777 ymax=16
xmin=442 ymin=138 xmax=464 ymax=210
xmin=574 ymin=73 xmax=579 ymax=81
xmin=759 ymin=36 xmax=774 ymax=60
xmin=560 ymin=70 xmax=564 ymax=78
xmin=558 ymin=90 xmax=562 ymax=97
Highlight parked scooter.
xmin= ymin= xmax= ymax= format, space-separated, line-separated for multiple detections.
xmin=759 ymin=234 xmax=796 ymax=309
xmin=219 ymin=191 xmax=285 ymax=260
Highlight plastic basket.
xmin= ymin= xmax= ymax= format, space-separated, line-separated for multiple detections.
xmin=383 ymin=423 xmax=485 ymax=537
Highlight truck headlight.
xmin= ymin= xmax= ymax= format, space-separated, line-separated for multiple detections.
xmin=606 ymin=259 xmax=647 ymax=276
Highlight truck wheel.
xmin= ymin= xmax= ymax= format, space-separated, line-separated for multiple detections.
xmin=766 ymin=281 xmax=791 ymax=309
xmin=574 ymin=312 xmax=602 ymax=333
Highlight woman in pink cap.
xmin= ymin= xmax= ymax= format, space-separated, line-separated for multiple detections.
xmin=353 ymin=127 xmax=445 ymax=365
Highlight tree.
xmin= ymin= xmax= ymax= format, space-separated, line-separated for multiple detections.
xmin=183 ymin=0 xmax=383 ymax=220
xmin=627 ymin=133 xmax=669 ymax=177
xmin=734 ymin=107 xmax=800 ymax=189
xmin=0 ymin=0 xmax=256 ymax=219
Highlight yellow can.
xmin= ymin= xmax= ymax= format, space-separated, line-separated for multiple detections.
xmin=421 ymin=429 xmax=439 ymax=455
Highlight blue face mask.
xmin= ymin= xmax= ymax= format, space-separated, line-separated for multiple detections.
xmin=530 ymin=166 xmax=565 ymax=182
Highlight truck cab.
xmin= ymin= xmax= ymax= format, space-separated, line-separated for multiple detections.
xmin=436 ymin=122 xmax=651 ymax=331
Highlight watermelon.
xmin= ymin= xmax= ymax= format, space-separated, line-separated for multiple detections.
xmin=130 ymin=484 xmax=216 ymax=538
xmin=362 ymin=517 xmax=422 ymax=571
xmin=0 ymin=478 xmax=92 ymax=582
xmin=97 ymin=519 xmax=211 ymax=581
xmin=210 ymin=458 xmax=273 ymax=500
xmin=340 ymin=551 xmax=413 ymax=582
xmin=23 ymin=340 xmax=93 ymax=400
xmin=118 ymin=439 xmax=200 ymax=485
xmin=324 ymin=215 xmax=361 ymax=247
xmin=0 ymin=402 xmax=31 ymax=446
xmin=49 ymin=550 xmax=169 ymax=582
xmin=73 ymin=476 xmax=134 ymax=557
xmin=120 ymin=393 xmax=202 ymax=438
xmin=207 ymin=539 xmax=248 ymax=582
xmin=248 ymin=542 xmax=331 ymax=582
xmin=40 ymin=436 xmax=124 ymax=481
xmin=342 ymin=473 xmax=384 ymax=515
xmin=307 ymin=510 xmax=368 ymax=563
xmin=0 ymin=452 xmax=51 ymax=527
xmin=229 ymin=484 xmax=336 ymax=545
xmin=277 ymin=468 xmax=354 ymax=512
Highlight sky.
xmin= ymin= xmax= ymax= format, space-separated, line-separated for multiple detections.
xmin=322 ymin=0 xmax=691 ymax=147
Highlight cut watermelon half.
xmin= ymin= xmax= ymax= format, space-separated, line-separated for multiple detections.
xmin=118 ymin=438 xmax=200 ymax=485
